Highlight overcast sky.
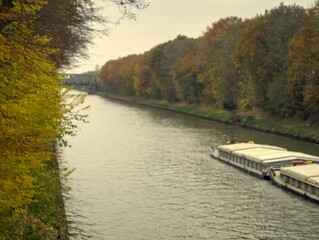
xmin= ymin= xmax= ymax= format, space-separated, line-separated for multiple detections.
xmin=69 ymin=0 xmax=315 ymax=73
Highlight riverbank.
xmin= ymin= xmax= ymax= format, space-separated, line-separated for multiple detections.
xmin=99 ymin=92 xmax=319 ymax=144
xmin=52 ymin=154 xmax=69 ymax=240
xmin=60 ymin=91 xmax=319 ymax=239
xmin=0 ymin=153 xmax=69 ymax=239
xmin=23 ymin=154 xmax=69 ymax=239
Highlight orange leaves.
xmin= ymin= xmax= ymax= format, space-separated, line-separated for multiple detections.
xmin=287 ymin=2 xmax=319 ymax=117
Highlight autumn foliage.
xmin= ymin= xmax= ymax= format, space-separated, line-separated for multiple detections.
xmin=98 ymin=2 xmax=319 ymax=123
xmin=0 ymin=0 xmax=149 ymax=238
xmin=0 ymin=1 xmax=71 ymax=238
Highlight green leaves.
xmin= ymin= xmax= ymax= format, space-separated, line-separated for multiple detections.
xmin=288 ymin=2 xmax=319 ymax=118
xmin=97 ymin=2 xmax=319 ymax=122
xmin=1 ymin=0 xmax=149 ymax=238
xmin=233 ymin=4 xmax=306 ymax=115
xmin=0 ymin=1 xmax=88 ymax=238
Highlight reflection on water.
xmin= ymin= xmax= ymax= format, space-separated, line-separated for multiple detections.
xmin=60 ymin=93 xmax=319 ymax=240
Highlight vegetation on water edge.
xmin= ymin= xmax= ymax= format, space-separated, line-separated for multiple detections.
xmin=0 ymin=1 xmax=85 ymax=238
xmin=105 ymin=93 xmax=319 ymax=143
xmin=0 ymin=0 xmax=147 ymax=238
xmin=97 ymin=1 xmax=319 ymax=136
xmin=1 ymin=155 xmax=69 ymax=240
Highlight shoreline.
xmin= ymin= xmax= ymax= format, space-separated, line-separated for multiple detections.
xmin=96 ymin=92 xmax=319 ymax=144
xmin=54 ymin=153 xmax=69 ymax=240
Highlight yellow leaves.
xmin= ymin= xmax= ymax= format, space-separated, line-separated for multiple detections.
xmin=0 ymin=156 xmax=37 ymax=213
xmin=0 ymin=0 xmax=92 ymax=237
xmin=11 ymin=0 xmax=48 ymax=16
xmin=0 ymin=2 xmax=69 ymax=236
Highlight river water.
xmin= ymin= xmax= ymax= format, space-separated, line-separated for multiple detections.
xmin=60 ymin=92 xmax=319 ymax=240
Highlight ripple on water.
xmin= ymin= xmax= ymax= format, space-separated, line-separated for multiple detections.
xmin=60 ymin=94 xmax=319 ymax=240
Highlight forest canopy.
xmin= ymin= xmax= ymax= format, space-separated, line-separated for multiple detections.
xmin=98 ymin=1 xmax=319 ymax=123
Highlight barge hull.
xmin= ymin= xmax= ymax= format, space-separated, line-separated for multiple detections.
xmin=269 ymin=170 xmax=319 ymax=204
xmin=211 ymin=154 xmax=266 ymax=179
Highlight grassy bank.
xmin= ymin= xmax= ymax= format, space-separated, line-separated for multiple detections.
xmin=101 ymin=93 xmax=319 ymax=144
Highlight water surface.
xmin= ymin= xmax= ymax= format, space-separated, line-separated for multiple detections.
xmin=60 ymin=93 xmax=319 ymax=240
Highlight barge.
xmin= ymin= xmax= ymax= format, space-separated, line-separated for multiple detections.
xmin=210 ymin=142 xmax=319 ymax=179
xmin=269 ymin=164 xmax=319 ymax=203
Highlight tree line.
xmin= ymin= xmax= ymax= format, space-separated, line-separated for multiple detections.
xmin=0 ymin=0 xmax=147 ymax=238
xmin=98 ymin=2 xmax=319 ymax=123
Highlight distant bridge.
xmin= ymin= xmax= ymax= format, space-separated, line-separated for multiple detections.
xmin=64 ymin=73 xmax=99 ymax=93
xmin=65 ymin=73 xmax=97 ymax=86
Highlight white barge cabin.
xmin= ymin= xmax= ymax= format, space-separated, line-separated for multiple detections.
xmin=270 ymin=164 xmax=319 ymax=203
xmin=211 ymin=142 xmax=319 ymax=179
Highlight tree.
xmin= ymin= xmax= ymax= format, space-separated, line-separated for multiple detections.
xmin=0 ymin=8 xmax=65 ymax=234
xmin=234 ymin=4 xmax=305 ymax=115
xmin=151 ymin=35 xmax=196 ymax=101
xmin=288 ymin=0 xmax=319 ymax=118
xmin=0 ymin=0 xmax=149 ymax=68
xmin=201 ymin=17 xmax=244 ymax=110
xmin=171 ymin=52 xmax=202 ymax=103
xmin=133 ymin=61 xmax=152 ymax=96
xmin=264 ymin=4 xmax=305 ymax=115
xmin=0 ymin=0 xmax=149 ymax=237
xmin=148 ymin=44 xmax=165 ymax=99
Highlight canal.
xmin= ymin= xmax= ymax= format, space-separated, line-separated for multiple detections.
xmin=60 ymin=92 xmax=319 ymax=240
